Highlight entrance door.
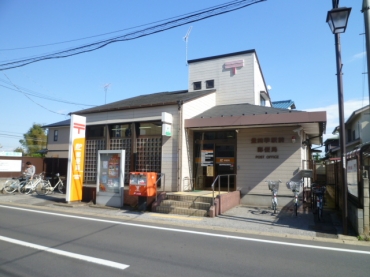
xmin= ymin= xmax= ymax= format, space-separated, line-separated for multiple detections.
xmin=215 ymin=145 xmax=236 ymax=191
xmin=193 ymin=131 xmax=236 ymax=191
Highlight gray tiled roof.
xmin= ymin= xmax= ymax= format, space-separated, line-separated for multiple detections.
xmin=72 ymin=89 xmax=215 ymax=115
xmin=42 ymin=119 xmax=70 ymax=128
xmin=192 ymin=103 xmax=301 ymax=119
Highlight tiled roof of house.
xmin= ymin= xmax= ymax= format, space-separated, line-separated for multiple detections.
xmin=72 ymin=89 xmax=215 ymax=115
xmin=42 ymin=119 xmax=70 ymax=128
xmin=272 ymin=100 xmax=296 ymax=109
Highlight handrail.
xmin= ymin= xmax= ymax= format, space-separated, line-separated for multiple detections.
xmin=155 ymin=173 xmax=165 ymax=202
xmin=211 ymin=174 xmax=236 ymax=205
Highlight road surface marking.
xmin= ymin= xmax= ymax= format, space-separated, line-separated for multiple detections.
xmin=1 ymin=204 xmax=370 ymax=255
xmin=0 ymin=235 xmax=130 ymax=270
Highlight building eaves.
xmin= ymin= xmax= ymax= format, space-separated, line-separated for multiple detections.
xmin=185 ymin=103 xmax=326 ymax=134
xmin=345 ymin=104 xmax=369 ymax=125
xmin=191 ymin=103 xmax=300 ymax=119
xmin=71 ymin=89 xmax=215 ymax=115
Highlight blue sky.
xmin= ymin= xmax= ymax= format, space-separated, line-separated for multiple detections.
xmin=0 ymin=0 xmax=367 ymax=152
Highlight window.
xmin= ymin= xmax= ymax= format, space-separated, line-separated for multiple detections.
xmin=347 ymin=129 xmax=352 ymax=142
xmin=53 ymin=130 xmax=58 ymax=141
xmin=86 ymin=125 xmax=105 ymax=138
xmin=193 ymin=81 xmax=201 ymax=90
xmin=110 ymin=124 xmax=131 ymax=138
xmin=206 ymin=80 xmax=214 ymax=89
xmin=260 ymin=96 xmax=266 ymax=106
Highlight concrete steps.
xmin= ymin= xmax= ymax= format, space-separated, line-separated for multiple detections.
xmin=155 ymin=193 xmax=213 ymax=217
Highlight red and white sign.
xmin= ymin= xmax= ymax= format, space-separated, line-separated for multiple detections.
xmin=66 ymin=115 xmax=86 ymax=202
xmin=224 ymin=59 xmax=244 ymax=74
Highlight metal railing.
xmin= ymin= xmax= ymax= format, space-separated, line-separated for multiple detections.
xmin=211 ymin=174 xmax=236 ymax=205
xmin=155 ymin=173 xmax=165 ymax=202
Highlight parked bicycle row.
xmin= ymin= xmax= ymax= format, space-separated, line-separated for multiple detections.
xmin=2 ymin=173 xmax=65 ymax=196
xmin=265 ymin=179 xmax=326 ymax=220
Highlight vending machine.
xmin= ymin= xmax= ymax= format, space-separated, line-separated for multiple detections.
xmin=96 ymin=150 xmax=125 ymax=207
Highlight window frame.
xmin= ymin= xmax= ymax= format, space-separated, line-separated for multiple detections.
xmin=193 ymin=81 xmax=202 ymax=90
xmin=205 ymin=80 xmax=214 ymax=89
xmin=53 ymin=130 xmax=58 ymax=141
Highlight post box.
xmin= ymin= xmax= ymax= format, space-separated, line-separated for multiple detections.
xmin=129 ymin=172 xmax=157 ymax=197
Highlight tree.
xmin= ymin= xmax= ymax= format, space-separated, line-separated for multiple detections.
xmin=19 ymin=123 xmax=47 ymax=157
xmin=14 ymin=147 xmax=26 ymax=155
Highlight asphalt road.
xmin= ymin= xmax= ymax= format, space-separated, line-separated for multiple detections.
xmin=0 ymin=205 xmax=369 ymax=277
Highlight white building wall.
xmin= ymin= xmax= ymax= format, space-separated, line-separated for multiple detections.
xmin=188 ymin=53 xmax=256 ymax=106
xmin=180 ymin=93 xmax=216 ymax=191
xmin=253 ymin=56 xmax=271 ymax=107
xmin=359 ymin=112 xmax=370 ymax=143
xmin=236 ymin=126 xmax=303 ymax=205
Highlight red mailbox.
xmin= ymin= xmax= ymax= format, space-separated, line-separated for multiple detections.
xmin=129 ymin=172 xmax=157 ymax=197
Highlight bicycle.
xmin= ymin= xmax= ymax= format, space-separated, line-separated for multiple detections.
xmin=3 ymin=175 xmax=26 ymax=194
xmin=312 ymin=185 xmax=326 ymax=221
xmin=18 ymin=173 xmax=45 ymax=195
xmin=286 ymin=180 xmax=303 ymax=216
xmin=36 ymin=173 xmax=65 ymax=195
xmin=265 ymin=180 xmax=281 ymax=214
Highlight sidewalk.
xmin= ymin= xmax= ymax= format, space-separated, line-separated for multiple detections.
xmin=0 ymin=192 xmax=365 ymax=246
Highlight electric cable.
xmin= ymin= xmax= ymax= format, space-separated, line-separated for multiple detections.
xmin=0 ymin=0 xmax=266 ymax=71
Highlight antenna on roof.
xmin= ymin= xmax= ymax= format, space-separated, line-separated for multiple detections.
xmin=104 ymin=83 xmax=111 ymax=104
xmin=183 ymin=26 xmax=192 ymax=66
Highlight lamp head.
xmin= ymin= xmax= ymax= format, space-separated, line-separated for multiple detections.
xmin=326 ymin=7 xmax=351 ymax=34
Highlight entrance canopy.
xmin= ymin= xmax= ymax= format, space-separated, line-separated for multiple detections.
xmin=185 ymin=103 xmax=326 ymax=145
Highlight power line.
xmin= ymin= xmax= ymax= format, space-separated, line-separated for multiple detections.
xmin=0 ymin=81 xmax=96 ymax=107
xmin=0 ymin=0 xmax=266 ymax=71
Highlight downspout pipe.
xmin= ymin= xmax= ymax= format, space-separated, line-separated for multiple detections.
xmin=177 ymin=100 xmax=184 ymax=191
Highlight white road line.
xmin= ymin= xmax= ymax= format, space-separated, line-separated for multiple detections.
xmin=0 ymin=235 xmax=129 ymax=270
xmin=1 ymin=204 xmax=370 ymax=255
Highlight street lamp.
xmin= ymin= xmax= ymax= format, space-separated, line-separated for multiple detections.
xmin=326 ymin=3 xmax=351 ymax=235
xmin=326 ymin=7 xmax=351 ymax=33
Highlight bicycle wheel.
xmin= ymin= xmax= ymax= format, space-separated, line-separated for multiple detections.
xmin=18 ymin=181 xmax=31 ymax=194
xmin=3 ymin=179 xmax=19 ymax=193
xmin=36 ymin=181 xmax=50 ymax=196
xmin=57 ymin=182 xmax=65 ymax=194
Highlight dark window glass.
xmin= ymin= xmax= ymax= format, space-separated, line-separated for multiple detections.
xmin=193 ymin=81 xmax=201 ymax=90
xmin=347 ymin=129 xmax=352 ymax=142
xmin=53 ymin=130 xmax=58 ymax=141
xmin=86 ymin=125 xmax=105 ymax=138
xmin=206 ymin=80 xmax=214 ymax=88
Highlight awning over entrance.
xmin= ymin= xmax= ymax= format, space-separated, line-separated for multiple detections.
xmin=185 ymin=104 xmax=326 ymax=144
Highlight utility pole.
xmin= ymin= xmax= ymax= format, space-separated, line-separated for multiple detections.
xmin=362 ymin=0 xmax=370 ymax=106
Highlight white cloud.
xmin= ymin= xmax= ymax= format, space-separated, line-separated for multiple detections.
xmin=350 ymin=51 xmax=366 ymax=62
